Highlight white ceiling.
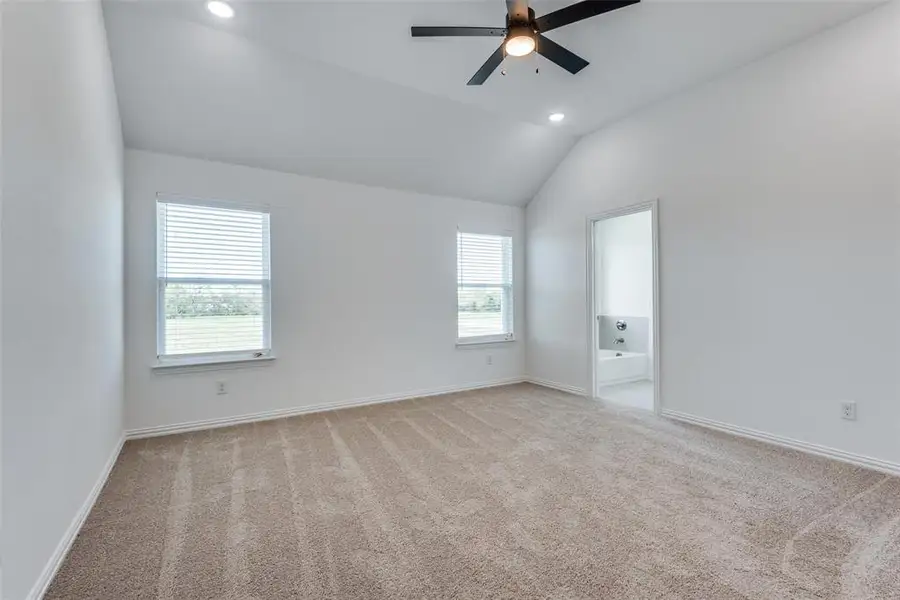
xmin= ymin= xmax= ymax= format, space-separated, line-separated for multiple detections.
xmin=103 ymin=0 xmax=877 ymax=205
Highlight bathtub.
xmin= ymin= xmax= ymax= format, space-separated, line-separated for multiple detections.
xmin=596 ymin=349 xmax=649 ymax=386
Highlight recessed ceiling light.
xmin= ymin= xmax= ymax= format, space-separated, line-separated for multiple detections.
xmin=206 ymin=0 xmax=234 ymax=19
xmin=549 ymin=113 xmax=565 ymax=123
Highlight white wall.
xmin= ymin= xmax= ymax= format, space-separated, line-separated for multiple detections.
xmin=0 ymin=7 xmax=5 ymax=596
xmin=527 ymin=2 xmax=900 ymax=465
xmin=595 ymin=211 xmax=653 ymax=318
xmin=1 ymin=3 xmax=124 ymax=599
xmin=124 ymin=150 xmax=525 ymax=432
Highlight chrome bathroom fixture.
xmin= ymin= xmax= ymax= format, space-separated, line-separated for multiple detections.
xmin=614 ymin=337 xmax=625 ymax=345
xmin=616 ymin=320 xmax=627 ymax=331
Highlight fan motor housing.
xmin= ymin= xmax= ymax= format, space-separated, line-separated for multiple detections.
xmin=506 ymin=7 xmax=536 ymax=28
xmin=507 ymin=24 xmax=535 ymax=42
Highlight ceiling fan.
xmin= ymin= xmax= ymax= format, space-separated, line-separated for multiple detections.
xmin=411 ymin=0 xmax=640 ymax=85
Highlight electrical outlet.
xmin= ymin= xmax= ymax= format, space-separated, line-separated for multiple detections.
xmin=216 ymin=381 xmax=228 ymax=396
xmin=841 ymin=401 xmax=856 ymax=421
xmin=486 ymin=354 xmax=493 ymax=366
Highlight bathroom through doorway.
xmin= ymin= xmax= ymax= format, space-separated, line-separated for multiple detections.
xmin=587 ymin=202 xmax=659 ymax=412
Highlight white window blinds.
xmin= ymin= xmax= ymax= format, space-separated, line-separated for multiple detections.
xmin=157 ymin=198 xmax=271 ymax=361
xmin=457 ymin=232 xmax=514 ymax=343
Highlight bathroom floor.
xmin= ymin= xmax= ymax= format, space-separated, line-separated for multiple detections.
xmin=596 ymin=379 xmax=654 ymax=411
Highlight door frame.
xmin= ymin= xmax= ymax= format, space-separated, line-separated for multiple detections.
xmin=585 ymin=199 xmax=661 ymax=414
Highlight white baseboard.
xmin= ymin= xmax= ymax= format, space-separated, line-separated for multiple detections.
xmin=126 ymin=377 xmax=527 ymax=439
xmin=525 ymin=377 xmax=587 ymax=396
xmin=662 ymin=409 xmax=900 ymax=477
xmin=596 ymin=375 xmax=651 ymax=388
xmin=28 ymin=434 xmax=126 ymax=600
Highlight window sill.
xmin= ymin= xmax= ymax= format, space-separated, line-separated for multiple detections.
xmin=456 ymin=338 xmax=516 ymax=348
xmin=153 ymin=354 xmax=276 ymax=374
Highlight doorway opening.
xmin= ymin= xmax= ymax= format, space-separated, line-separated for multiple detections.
xmin=587 ymin=201 xmax=660 ymax=412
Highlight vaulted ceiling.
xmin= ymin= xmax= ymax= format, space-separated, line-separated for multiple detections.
xmin=103 ymin=1 xmax=876 ymax=205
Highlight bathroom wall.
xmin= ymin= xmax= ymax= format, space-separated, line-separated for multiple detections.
xmin=595 ymin=211 xmax=654 ymax=318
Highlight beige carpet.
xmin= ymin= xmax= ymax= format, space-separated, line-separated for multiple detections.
xmin=47 ymin=384 xmax=900 ymax=599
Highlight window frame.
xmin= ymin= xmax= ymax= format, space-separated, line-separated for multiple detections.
xmin=155 ymin=194 xmax=273 ymax=368
xmin=456 ymin=231 xmax=515 ymax=346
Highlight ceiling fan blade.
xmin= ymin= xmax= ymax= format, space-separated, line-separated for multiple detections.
xmin=506 ymin=0 xmax=530 ymax=22
xmin=534 ymin=0 xmax=640 ymax=33
xmin=536 ymin=35 xmax=589 ymax=74
xmin=467 ymin=45 xmax=506 ymax=86
xmin=411 ymin=26 xmax=506 ymax=37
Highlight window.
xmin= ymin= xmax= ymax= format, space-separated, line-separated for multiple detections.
xmin=457 ymin=232 xmax=514 ymax=344
xmin=157 ymin=197 xmax=271 ymax=364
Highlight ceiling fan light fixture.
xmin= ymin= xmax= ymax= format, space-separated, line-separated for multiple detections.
xmin=505 ymin=26 xmax=535 ymax=57
xmin=410 ymin=0 xmax=641 ymax=85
